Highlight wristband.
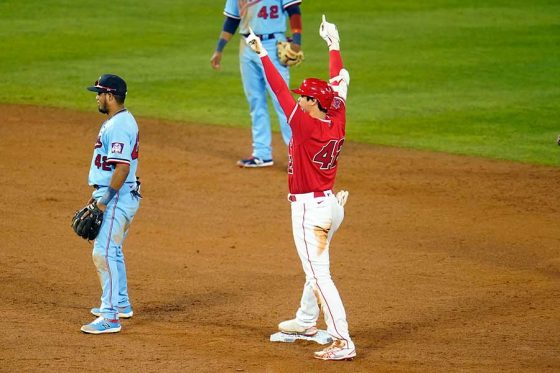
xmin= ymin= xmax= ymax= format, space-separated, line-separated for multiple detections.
xmin=98 ymin=187 xmax=117 ymax=206
xmin=216 ymin=38 xmax=227 ymax=52
xmin=292 ymin=32 xmax=301 ymax=46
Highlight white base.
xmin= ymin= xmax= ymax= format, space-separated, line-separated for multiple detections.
xmin=270 ymin=330 xmax=332 ymax=345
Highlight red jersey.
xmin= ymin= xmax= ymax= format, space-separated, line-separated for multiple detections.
xmin=285 ymin=98 xmax=345 ymax=193
xmin=261 ymin=50 xmax=347 ymax=194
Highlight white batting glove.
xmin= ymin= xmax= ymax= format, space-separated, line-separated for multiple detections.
xmin=245 ymin=27 xmax=268 ymax=57
xmin=319 ymin=14 xmax=340 ymax=50
xmin=336 ymin=190 xmax=349 ymax=207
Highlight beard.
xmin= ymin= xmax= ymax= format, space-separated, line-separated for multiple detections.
xmin=98 ymin=104 xmax=108 ymax=114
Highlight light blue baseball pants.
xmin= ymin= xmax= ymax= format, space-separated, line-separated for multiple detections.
xmin=239 ymin=35 xmax=292 ymax=160
xmin=91 ymin=183 xmax=140 ymax=320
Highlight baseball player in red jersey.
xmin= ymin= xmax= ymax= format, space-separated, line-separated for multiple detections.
xmin=246 ymin=15 xmax=355 ymax=361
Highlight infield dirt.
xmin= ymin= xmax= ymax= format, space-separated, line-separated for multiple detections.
xmin=1 ymin=104 xmax=559 ymax=372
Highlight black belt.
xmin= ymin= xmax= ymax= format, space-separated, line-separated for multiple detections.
xmin=241 ymin=33 xmax=276 ymax=40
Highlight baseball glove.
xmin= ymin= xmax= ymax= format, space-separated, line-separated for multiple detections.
xmin=277 ymin=41 xmax=304 ymax=67
xmin=71 ymin=201 xmax=104 ymax=240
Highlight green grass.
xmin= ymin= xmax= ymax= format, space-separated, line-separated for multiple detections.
xmin=0 ymin=0 xmax=559 ymax=165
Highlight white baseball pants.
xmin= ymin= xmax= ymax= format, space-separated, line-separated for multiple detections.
xmin=289 ymin=191 xmax=353 ymax=345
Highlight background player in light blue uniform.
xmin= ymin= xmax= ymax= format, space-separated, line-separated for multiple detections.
xmin=80 ymin=74 xmax=142 ymax=334
xmin=211 ymin=0 xmax=303 ymax=168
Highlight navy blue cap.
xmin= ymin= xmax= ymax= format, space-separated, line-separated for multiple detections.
xmin=87 ymin=74 xmax=127 ymax=96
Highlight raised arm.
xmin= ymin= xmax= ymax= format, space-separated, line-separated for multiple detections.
xmin=320 ymin=15 xmax=349 ymax=100
xmin=245 ymin=30 xmax=297 ymax=116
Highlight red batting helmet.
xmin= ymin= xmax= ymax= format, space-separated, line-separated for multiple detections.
xmin=292 ymin=78 xmax=334 ymax=110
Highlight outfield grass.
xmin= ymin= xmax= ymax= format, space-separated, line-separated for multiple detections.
xmin=0 ymin=0 xmax=558 ymax=165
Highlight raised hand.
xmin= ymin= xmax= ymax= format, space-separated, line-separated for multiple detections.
xmin=245 ymin=27 xmax=267 ymax=56
xmin=319 ymin=14 xmax=340 ymax=49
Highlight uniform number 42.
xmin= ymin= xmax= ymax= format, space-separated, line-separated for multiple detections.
xmin=313 ymin=139 xmax=344 ymax=170
xmin=94 ymin=155 xmax=113 ymax=171
xmin=257 ymin=5 xmax=279 ymax=19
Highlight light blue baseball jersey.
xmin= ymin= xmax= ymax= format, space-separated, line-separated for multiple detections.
xmin=88 ymin=109 xmax=139 ymax=186
xmin=224 ymin=0 xmax=301 ymax=35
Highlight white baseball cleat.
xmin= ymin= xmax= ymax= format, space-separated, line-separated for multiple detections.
xmin=278 ymin=319 xmax=318 ymax=336
xmin=314 ymin=339 xmax=356 ymax=361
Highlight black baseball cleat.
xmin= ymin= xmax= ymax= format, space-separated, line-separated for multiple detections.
xmin=237 ymin=156 xmax=273 ymax=168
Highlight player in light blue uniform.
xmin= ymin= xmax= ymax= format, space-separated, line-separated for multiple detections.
xmin=80 ymin=74 xmax=142 ymax=334
xmin=211 ymin=0 xmax=303 ymax=167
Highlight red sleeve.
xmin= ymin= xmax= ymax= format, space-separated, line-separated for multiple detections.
xmin=329 ymin=50 xmax=343 ymax=78
xmin=289 ymin=13 xmax=302 ymax=34
xmin=261 ymin=55 xmax=297 ymax=117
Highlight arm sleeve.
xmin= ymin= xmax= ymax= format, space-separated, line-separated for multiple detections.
xmin=328 ymin=49 xmax=349 ymax=102
xmin=222 ymin=16 xmax=240 ymax=34
xmin=286 ymin=5 xmax=302 ymax=45
xmin=285 ymin=4 xmax=301 ymax=15
xmin=261 ymin=55 xmax=311 ymax=137
xmin=261 ymin=55 xmax=297 ymax=117
xmin=329 ymin=50 xmax=344 ymax=78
